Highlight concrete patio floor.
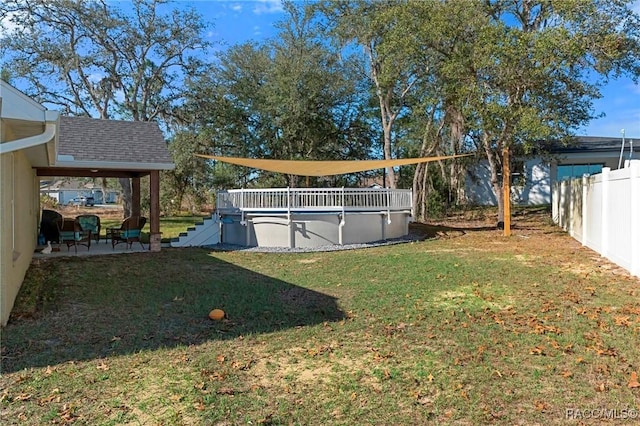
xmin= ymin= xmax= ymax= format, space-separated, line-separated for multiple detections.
xmin=33 ymin=239 xmax=154 ymax=259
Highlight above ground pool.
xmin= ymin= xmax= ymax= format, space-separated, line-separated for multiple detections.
xmin=216 ymin=187 xmax=413 ymax=248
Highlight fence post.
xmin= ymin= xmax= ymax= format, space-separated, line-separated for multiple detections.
xmin=582 ymin=175 xmax=588 ymax=246
xmin=560 ymin=180 xmax=568 ymax=230
xmin=601 ymin=167 xmax=610 ymax=257
xmin=569 ymin=179 xmax=575 ymax=236
xmin=551 ymin=181 xmax=558 ymax=223
xmin=630 ymin=161 xmax=640 ymax=277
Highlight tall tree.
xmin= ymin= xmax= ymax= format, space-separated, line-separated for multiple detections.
xmin=0 ymin=0 xmax=211 ymax=216
xmin=472 ymin=0 xmax=640 ymax=231
xmin=315 ymin=0 xmax=423 ymax=188
xmin=375 ymin=1 xmax=484 ymax=219
xmin=183 ymin=1 xmax=373 ymax=188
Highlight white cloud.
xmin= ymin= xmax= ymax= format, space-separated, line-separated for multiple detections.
xmin=252 ymin=0 xmax=284 ymax=15
xmin=0 ymin=11 xmax=26 ymax=36
xmin=230 ymin=3 xmax=243 ymax=12
xmin=88 ymin=73 xmax=106 ymax=84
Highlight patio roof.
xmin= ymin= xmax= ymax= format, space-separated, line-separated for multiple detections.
xmin=37 ymin=116 xmax=174 ymax=178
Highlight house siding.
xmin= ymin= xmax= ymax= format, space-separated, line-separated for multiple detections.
xmin=1 ymin=150 xmax=39 ymax=326
xmin=465 ymin=159 xmax=551 ymax=206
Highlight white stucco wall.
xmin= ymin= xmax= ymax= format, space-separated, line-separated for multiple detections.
xmin=1 ymin=81 xmax=57 ymax=326
xmin=1 ymin=151 xmax=40 ymax=326
xmin=465 ymin=159 xmax=552 ymax=206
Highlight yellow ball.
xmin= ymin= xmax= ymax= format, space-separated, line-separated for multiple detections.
xmin=208 ymin=309 xmax=225 ymax=321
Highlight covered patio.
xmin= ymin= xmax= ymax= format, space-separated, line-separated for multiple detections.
xmin=33 ymin=238 xmax=153 ymax=259
xmin=36 ymin=116 xmax=174 ymax=252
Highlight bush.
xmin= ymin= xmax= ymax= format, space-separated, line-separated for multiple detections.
xmin=40 ymin=194 xmax=58 ymax=209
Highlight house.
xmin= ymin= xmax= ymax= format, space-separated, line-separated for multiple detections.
xmin=0 ymin=80 xmax=174 ymax=326
xmin=40 ymin=179 xmax=120 ymax=205
xmin=465 ymin=137 xmax=640 ymax=206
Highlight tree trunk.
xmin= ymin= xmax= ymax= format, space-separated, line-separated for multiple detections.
xmin=446 ymin=104 xmax=466 ymax=205
xmin=367 ymin=44 xmax=398 ymax=189
xmin=119 ymin=177 xmax=132 ymax=218
xmin=382 ymin=126 xmax=396 ymax=188
xmin=100 ymin=177 xmax=109 ymax=204
xmin=411 ymin=115 xmax=441 ymax=221
xmin=482 ymin=133 xmax=504 ymax=225
xmin=412 ymin=162 xmax=426 ymax=221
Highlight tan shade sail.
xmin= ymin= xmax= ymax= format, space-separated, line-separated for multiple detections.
xmin=195 ymin=154 xmax=471 ymax=177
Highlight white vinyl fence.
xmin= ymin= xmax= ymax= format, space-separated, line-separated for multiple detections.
xmin=552 ymin=160 xmax=639 ymax=278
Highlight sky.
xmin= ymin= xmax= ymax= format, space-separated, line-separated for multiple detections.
xmin=2 ymin=0 xmax=639 ymax=139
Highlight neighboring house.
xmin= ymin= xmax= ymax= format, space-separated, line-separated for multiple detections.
xmin=465 ymin=137 xmax=640 ymax=206
xmin=40 ymin=179 xmax=120 ymax=204
xmin=0 ymin=80 xmax=174 ymax=326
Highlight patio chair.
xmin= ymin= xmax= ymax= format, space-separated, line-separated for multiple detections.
xmin=76 ymin=214 xmax=101 ymax=244
xmin=108 ymin=216 xmax=147 ymax=250
xmin=40 ymin=209 xmax=62 ymax=243
xmin=56 ymin=218 xmax=92 ymax=253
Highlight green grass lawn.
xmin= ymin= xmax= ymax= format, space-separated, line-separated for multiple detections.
xmin=2 ymin=215 xmax=639 ymax=425
xmin=100 ymin=215 xmax=208 ymax=243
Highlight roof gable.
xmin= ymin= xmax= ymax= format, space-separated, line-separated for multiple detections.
xmin=56 ymin=116 xmax=174 ymax=170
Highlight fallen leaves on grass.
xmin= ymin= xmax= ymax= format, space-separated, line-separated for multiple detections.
xmin=529 ymin=346 xmax=545 ymax=356
xmin=58 ymin=403 xmax=78 ymax=423
xmin=534 ymin=400 xmax=549 ymax=412
xmin=595 ymin=383 xmax=607 ymax=392
xmin=614 ymin=316 xmax=631 ymax=327
xmin=216 ymin=387 xmax=236 ymax=395
xmin=13 ymin=393 xmax=32 ymax=401
xmin=628 ymin=372 xmax=640 ymax=389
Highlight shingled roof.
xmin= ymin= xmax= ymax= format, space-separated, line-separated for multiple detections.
xmin=548 ymin=136 xmax=627 ymax=154
xmin=56 ymin=116 xmax=174 ymax=170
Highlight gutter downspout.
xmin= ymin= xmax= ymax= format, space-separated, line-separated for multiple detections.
xmin=0 ymin=122 xmax=57 ymax=154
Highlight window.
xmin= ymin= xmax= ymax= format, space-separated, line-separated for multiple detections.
xmin=498 ymin=160 xmax=525 ymax=185
xmin=557 ymin=164 xmax=603 ymax=181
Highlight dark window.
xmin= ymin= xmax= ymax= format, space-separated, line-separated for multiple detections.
xmin=557 ymin=164 xmax=603 ymax=181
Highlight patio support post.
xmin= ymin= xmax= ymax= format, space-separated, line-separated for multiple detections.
xmin=132 ymin=177 xmax=141 ymax=218
xmin=149 ymin=170 xmax=161 ymax=252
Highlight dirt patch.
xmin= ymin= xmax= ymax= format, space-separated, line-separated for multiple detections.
xmin=279 ymin=287 xmax=336 ymax=309
xmin=413 ymin=207 xmax=638 ymax=282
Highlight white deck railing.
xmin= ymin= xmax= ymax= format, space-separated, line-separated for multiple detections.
xmin=217 ymin=187 xmax=413 ymax=213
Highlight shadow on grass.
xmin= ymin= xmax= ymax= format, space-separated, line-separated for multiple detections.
xmin=1 ymin=249 xmax=345 ymax=373
xmin=410 ymin=206 xmax=553 ymax=239
xmin=409 ymin=222 xmax=496 ymax=239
